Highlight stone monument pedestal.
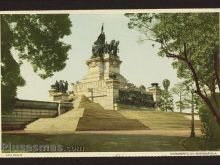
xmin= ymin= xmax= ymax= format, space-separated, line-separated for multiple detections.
xmin=71 ymin=26 xmax=161 ymax=110
xmin=49 ymin=89 xmax=70 ymax=102
xmin=73 ymin=53 xmax=126 ymax=110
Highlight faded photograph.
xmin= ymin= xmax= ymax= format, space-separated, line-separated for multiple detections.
xmin=1 ymin=11 xmax=220 ymax=155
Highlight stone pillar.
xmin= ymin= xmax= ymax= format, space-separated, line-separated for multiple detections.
xmin=82 ymin=57 xmax=104 ymax=82
xmin=57 ymin=101 xmax=61 ymax=116
xmin=103 ymin=54 xmax=122 ymax=80
xmin=105 ymin=80 xmax=120 ymax=110
xmin=49 ymin=89 xmax=56 ymax=101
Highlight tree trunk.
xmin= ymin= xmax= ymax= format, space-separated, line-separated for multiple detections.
xmin=187 ymin=60 xmax=220 ymax=127
xmin=214 ymin=48 xmax=220 ymax=91
xmin=165 ymin=45 xmax=220 ymax=127
xmin=180 ymin=93 xmax=182 ymax=113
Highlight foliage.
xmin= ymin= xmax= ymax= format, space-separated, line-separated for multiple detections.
xmin=117 ymin=90 xmax=155 ymax=107
xmin=159 ymin=89 xmax=174 ymax=112
xmin=162 ymin=79 xmax=170 ymax=91
xmin=171 ymin=82 xmax=191 ymax=112
xmin=1 ymin=17 xmax=25 ymax=112
xmin=1 ymin=14 xmax=72 ymax=112
xmin=139 ymin=85 xmax=146 ymax=90
xmin=175 ymin=100 xmax=190 ymax=112
xmin=198 ymin=93 xmax=220 ymax=139
xmin=159 ymin=79 xmax=174 ymax=112
xmin=183 ymin=137 xmax=220 ymax=151
xmin=125 ymin=13 xmax=220 ymax=125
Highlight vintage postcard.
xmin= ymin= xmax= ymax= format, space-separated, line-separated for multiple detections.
xmin=0 ymin=9 xmax=220 ymax=157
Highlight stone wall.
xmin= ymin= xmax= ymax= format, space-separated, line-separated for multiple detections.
xmin=2 ymin=99 xmax=73 ymax=131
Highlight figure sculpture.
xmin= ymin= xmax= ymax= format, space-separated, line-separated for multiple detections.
xmin=64 ymin=81 xmax=68 ymax=92
xmin=59 ymin=80 xmax=64 ymax=93
xmin=51 ymin=80 xmax=69 ymax=93
xmin=91 ymin=24 xmax=120 ymax=58
xmin=113 ymin=41 xmax=119 ymax=56
xmin=55 ymin=80 xmax=59 ymax=92
xmin=91 ymin=24 xmax=106 ymax=58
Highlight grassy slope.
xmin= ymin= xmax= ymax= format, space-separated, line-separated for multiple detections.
xmin=119 ymin=110 xmax=201 ymax=130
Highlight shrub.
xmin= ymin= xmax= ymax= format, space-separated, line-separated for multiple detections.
xmin=198 ymin=93 xmax=220 ymax=140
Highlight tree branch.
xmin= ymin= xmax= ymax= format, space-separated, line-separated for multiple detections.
xmin=163 ymin=43 xmax=220 ymax=126
xmin=163 ymin=49 xmax=187 ymax=61
xmin=183 ymin=45 xmax=220 ymax=126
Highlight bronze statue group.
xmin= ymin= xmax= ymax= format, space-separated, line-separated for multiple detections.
xmin=91 ymin=24 xmax=120 ymax=58
xmin=51 ymin=80 xmax=68 ymax=93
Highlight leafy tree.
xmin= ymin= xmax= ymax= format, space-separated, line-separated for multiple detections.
xmin=162 ymin=79 xmax=170 ymax=91
xmin=159 ymin=79 xmax=174 ymax=112
xmin=160 ymin=90 xmax=174 ymax=112
xmin=1 ymin=14 xmax=72 ymax=112
xmin=125 ymin=13 xmax=220 ymax=126
xmin=171 ymin=82 xmax=191 ymax=112
xmin=139 ymin=85 xmax=146 ymax=93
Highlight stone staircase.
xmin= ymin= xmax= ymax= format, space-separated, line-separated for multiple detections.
xmin=76 ymin=100 xmax=149 ymax=131
xmin=119 ymin=110 xmax=201 ymax=130
xmin=24 ymin=108 xmax=84 ymax=133
xmin=76 ymin=116 xmax=149 ymax=131
xmin=24 ymin=95 xmax=152 ymax=133
xmin=24 ymin=96 xmax=84 ymax=133
xmin=23 ymin=94 xmax=200 ymax=133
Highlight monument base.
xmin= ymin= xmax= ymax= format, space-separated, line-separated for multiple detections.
xmin=49 ymin=90 xmax=70 ymax=102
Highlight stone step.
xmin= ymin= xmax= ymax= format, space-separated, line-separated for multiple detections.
xmin=76 ymin=105 xmax=150 ymax=131
xmin=73 ymin=95 xmax=83 ymax=108
xmin=24 ymin=95 xmax=84 ymax=133
xmin=76 ymin=118 xmax=149 ymax=131
xmin=24 ymin=108 xmax=84 ymax=133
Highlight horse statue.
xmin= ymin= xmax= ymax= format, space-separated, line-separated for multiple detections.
xmin=91 ymin=24 xmax=120 ymax=58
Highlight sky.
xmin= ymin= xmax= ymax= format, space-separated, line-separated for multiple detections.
xmin=16 ymin=13 xmax=181 ymax=102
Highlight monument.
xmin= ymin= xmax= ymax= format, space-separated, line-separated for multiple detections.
xmin=49 ymin=80 xmax=70 ymax=102
xmin=49 ymin=25 xmax=161 ymax=110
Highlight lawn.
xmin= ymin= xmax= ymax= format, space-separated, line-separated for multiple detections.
xmin=3 ymin=133 xmax=220 ymax=152
xmin=183 ymin=137 xmax=220 ymax=151
xmin=2 ymin=133 xmax=186 ymax=152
